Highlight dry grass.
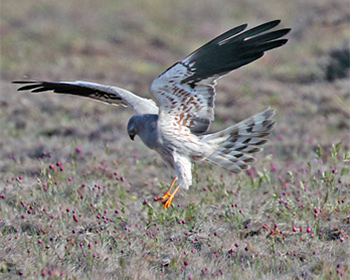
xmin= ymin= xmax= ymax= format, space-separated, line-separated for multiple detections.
xmin=1 ymin=0 xmax=349 ymax=279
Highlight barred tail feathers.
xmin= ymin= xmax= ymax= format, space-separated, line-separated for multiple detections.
xmin=201 ymin=108 xmax=275 ymax=173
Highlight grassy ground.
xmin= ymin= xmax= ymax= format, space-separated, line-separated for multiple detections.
xmin=1 ymin=0 xmax=349 ymax=279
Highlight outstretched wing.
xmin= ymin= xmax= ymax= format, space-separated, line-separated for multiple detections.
xmin=150 ymin=20 xmax=290 ymax=134
xmin=12 ymin=80 xmax=158 ymax=115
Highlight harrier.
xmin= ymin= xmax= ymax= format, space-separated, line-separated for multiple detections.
xmin=13 ymin=20 xmax=290 ymax=208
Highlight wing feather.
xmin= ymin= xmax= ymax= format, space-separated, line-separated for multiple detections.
xmin=150 ymin=20 xmax=290 ymax=134
xmin=13 ymin=80 xmax=158 ymax=115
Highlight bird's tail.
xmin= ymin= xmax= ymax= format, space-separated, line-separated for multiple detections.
xmin=200 ymin=107 xmax=275 ymax=173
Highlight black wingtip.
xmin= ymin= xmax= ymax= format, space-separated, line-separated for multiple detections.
xmin=182 ymin=19 xmax=290 ymax=83
xmin=279 ymin=28 xmax=291 ymax=37
xmin=12 ymin=80 xmax=40 ymax=91
xmin=12 ymin=80 xmax=38 ymax=84
xmin=265 ymin=19 xmax=281 ymax=28
xmin=280 ymin=38 xmax=289 ymax=46
xmin=12 ymin=81 xmax=41 ymax=92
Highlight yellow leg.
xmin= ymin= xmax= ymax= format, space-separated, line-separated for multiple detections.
xmin=162 ymin=185 xmax=180 ymax=209
xmin=155 ymin=177 xmax=177 ymax=201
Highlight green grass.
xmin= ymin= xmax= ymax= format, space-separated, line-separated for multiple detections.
xmin=0 ymin=144 xmax=349 ymax=279
xmin=1 ymin=0 xmax=349 ymax=279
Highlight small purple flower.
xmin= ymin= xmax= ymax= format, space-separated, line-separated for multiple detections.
xmin=270 ymin=163 xmax=277 ymax=172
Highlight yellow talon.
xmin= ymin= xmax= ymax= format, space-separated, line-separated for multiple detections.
xmin=155 ymin=191 xmax=170 ymax=201
xmin=162 ymin=185 xmax=180 ymax=208
xmin=156 ymin=177 xmax=180 ymax=208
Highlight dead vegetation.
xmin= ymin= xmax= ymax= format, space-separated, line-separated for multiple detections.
xmin=1 ymin=0 xmax=349 ymax=279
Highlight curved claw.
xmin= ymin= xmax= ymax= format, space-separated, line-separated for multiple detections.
xmin=155 ymin=192 xmax=171 ymax=201
xmin=156 ymin=178 xmax=180 ymax=209
xmin=156 ymin=177 xmax=176 ymax=202
xmin=162 ymin=186 xmax=180 ymax=209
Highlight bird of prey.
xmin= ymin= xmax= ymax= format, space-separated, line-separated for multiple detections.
xmin=13 ymin=20 xmax=290 ymax=208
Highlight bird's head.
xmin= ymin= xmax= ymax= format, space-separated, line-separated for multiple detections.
xmin=127 ymin=116 xmax=142 ymax=141
xmin=127 ymin=114 xmax=158 ymax=142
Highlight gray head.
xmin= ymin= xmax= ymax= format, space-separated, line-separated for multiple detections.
xmin=127 ymin=114 xmax=158 ymax=142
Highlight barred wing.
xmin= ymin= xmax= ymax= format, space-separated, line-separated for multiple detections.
xmin=150 ymin=20 xmax=290 ymax=134
xmin=13 ymin=80 xmax=158 ymax=115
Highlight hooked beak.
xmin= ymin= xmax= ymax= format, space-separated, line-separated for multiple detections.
xmin=129 ymin=131 xmax=136 ymax=141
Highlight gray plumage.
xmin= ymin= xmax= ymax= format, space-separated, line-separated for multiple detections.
xmin=13 ymin=20 xmax=290 ymax=207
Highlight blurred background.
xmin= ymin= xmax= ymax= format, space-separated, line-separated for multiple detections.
xmin=1 ymin=0 xmax=349 ymax=180
xmin=1 ymin=2 xmax=349 ymax=278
